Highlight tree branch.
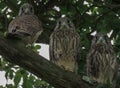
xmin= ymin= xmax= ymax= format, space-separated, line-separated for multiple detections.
xmin=0 ymin=35 xmax=95 ymax=88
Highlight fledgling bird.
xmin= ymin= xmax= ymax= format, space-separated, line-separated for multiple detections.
xmin=87 ymin=32 xmax=117 ymax=87
xmin=49 ymin=17 xmax=80 ymax=74
xmin=8 ymin=3 xmax=43 ymax=45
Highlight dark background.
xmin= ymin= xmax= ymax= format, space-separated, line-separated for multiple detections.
xmin=0 ymin=0 xmax=120 ymax=88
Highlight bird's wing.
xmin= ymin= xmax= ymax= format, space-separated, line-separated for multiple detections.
xmin=49 ymin=30 xmax=80 ymax=62
xmin=8 ymin=15 xmax=42 ymax=36
xmin=74 ymin=31 xmax=81 ymax=62
xmin=49 ymin=32 xmax=57 ymax=62
xmin=8 ymin=15 xmax=43 ymax=44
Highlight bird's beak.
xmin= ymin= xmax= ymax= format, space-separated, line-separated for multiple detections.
xmin=61 ymin=22 xmax=69 ymax=29
xmin=24 ymin=8 xmax=30 ymax=14
xmin=96 ymin=37 xmax=106 ymax=45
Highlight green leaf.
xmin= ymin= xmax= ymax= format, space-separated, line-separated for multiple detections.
xmin=14 ymin=71 xmax=22 ymax=87
xmin=6 ymin=84 xmax=14 ymax=88
xmin=22 ymin=72 xmax=34 ymax=88
xmin=35 ymin=45 xmax=41 ymax=49
xmin=9 ymin=70 xmax=14 ymax=79
xmin=23 ymin=80 xmax=33 ymax=88
xmin=22 ymin=75 xmax=33 ymax=88
xmin=0 ymin=85 xmax=4 ymax=88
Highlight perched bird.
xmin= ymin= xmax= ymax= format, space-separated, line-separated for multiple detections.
xmin=87 ymin=32 xmax=117 ymax=87
xmin=8 ymin=3 xmax=43 ymax=45
xmin=49 ymin=17 xmax=80 ymax=74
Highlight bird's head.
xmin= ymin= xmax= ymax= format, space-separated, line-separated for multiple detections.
xmin=55 ymin=17 xmax=75 ymax=31
xmin=92 ymin=32 xmax=110 ymax=46
xmin=18 ymin=3 xmax=34 ymax=16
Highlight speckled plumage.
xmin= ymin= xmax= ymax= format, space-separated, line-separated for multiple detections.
xmin=49 ymin=17 xmax=80 ymax=74
xmin=8 ymin=3 xmax=42 ymax=45
xmin=87 ymin=32 xmax=117 ymax=87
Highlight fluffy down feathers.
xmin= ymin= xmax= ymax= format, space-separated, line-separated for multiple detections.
xmin=49 ymin=17 xmax=80 ymax=74
xmin=87 ymin=32 xmax=117 ymax=87
xmin=8 ymin=3 xmax=42 ymax=45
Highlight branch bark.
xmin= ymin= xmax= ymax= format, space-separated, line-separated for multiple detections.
xmin=0 ymin=35 xmax=95 ymax=88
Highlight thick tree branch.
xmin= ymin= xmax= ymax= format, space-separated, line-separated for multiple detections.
xmin=0 ymin=35 xmax=95 ymax=88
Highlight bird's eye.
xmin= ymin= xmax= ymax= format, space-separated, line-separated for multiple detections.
xmin=21 ymin=7 xmax=24 ymax=11
xmin=104 ymin=35 xmax=107 ymax=38
xmin=67 ymin=20 xmax=70 ymax=24
xmin=57 ymin=21 xmax=61 ymax=29
xmin=12 ymin=29 xmax=16 ymax=32
xmin=95 ymin=36 xmax=98 ymax=40
xmin=30 ymin=7 xmax=33 ymax=11
xmin=67 ymin=19 xmax=73 ymax=28
xmin=58 ymin=21 xmax=61 ymax=25
xmin=104 ymin=35 xmax=108 ymax=42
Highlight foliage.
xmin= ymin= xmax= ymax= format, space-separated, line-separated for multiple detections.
xmin=0 ymin=0 xmax=120 ymax=88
